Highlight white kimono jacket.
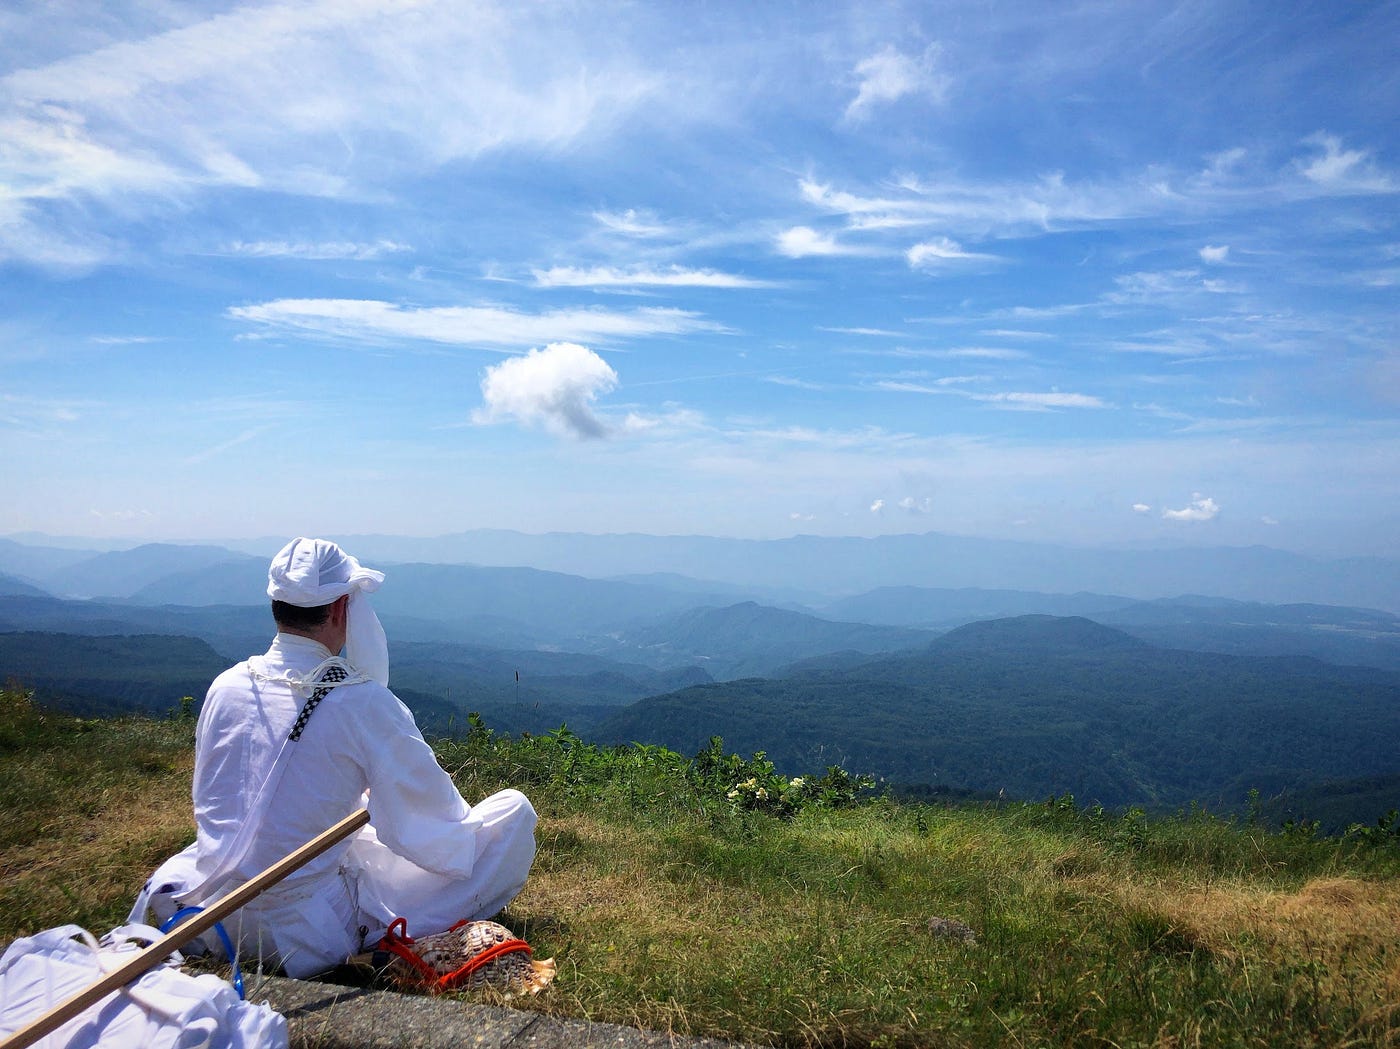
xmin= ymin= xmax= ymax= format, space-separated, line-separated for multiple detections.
xmin=131 ymin=634 xmax=536 ymax=978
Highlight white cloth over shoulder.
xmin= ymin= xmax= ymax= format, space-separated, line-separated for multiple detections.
xmin=130 ymin=633 xmax=536 ymax=979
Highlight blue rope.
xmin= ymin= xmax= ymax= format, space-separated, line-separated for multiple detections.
xmin=159 ymin=907 xmax=244 ymax=1000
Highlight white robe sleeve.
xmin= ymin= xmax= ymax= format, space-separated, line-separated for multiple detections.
xmin=353 ymin=688 xmax=479 ymax=878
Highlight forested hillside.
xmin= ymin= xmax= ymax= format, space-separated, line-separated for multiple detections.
xmin=597 ymin=616 xmax=1400 ymax=822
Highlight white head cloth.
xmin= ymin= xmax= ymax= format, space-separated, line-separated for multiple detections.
xmin=267 ymin=537 xmax=389 ymax=686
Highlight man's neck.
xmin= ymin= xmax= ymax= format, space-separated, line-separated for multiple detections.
xmin=276 ymin=628 xmax=338 ymax=656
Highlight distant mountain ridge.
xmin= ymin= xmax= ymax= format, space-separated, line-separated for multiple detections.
xmin=4 ymin=527 xmax=1399 ymax=827
xmin=596 ymin=615 xmax=1400 ymax=815
xmin=289 ymin=529 xmax=1400 ymax=612
xmin=609 ymin=601 xmax=934 ymax=679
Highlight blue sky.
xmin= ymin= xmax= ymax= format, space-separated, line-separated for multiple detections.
xmin=2 ymin=1 xmax=1397 ymax=557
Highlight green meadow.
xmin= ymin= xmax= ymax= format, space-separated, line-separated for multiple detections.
xmin=3 ymin=691 xmax=1398 ymax=1047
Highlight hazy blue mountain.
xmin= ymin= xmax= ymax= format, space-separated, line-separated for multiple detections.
xmin=819 ymin=586 xmax=1137 ymax=628
xmin=39 ymin=543 xmax=252 ymax=600
xmin=0 ymin=573 xmax=49 ymax=598
xmin=0 ymin=595 xmax=273 ymax=660
xmin=0 ymin=631 xmax=229 ymax=716
xmin=391 ymin=639 xmax=711 ymax=737
xmin=128 ymin=555 xmax=268 ymax=605
xmin=1098 ymin=597 xmax=1400 ymax=672
xmin=602 ymin=572 xmax=824 ymax=608
xmin=281 ymin=529 xmax=1400 ymax=612
xmin=9 ymin=531 xmax=1400 ymax=611
xmin=119 ymin=557 xmax=752 ymax=645
xmin=813 ymin=586 xmax=1400 ymax=673
xmin=0 ymin=538 xmax=102 ymax=584
xmin=605 ymin=601 xmax=935 ymax=679
xmin=594 ymin=615 xmax=1400 ymax=819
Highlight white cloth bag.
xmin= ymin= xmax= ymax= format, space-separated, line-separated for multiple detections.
xmin=0 ymin=924 xmax=286 ymax=1049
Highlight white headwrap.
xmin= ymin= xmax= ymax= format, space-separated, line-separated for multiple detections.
xmin=267 ymin=537 xmax=389 ymax=686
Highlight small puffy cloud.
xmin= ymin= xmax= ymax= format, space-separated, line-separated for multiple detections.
xmin=1261 ymin=515 xmax=1279 ymax=526
xmin=898 ymin=496 xmax=932 ymax=514
xmin=1162 ymin=494 xmax=1220 ymax=522
xmin=1132 ymin=503 xmax=1152 ymax=514
xmin=473 ymin=342 xmax=618 ymax=440
xmin=870 ymin=499 xmax=885 ymax=513
xmin=845 ymin=44 xmax=948 ymax=122
xmin=776 ymin=226 xmax=845 ymax=258
xmin=1199 ymin=244 xmax=1229 ymax=263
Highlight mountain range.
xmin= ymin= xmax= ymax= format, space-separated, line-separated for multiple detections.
xmin=1 ymin=532 xmax=1398 ymax=826
xmin=596 ymin=615 xmax=1400 ymax=820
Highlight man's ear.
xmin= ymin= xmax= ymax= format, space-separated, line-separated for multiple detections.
xmin=332 ymin=593 xmax=351 ymax=626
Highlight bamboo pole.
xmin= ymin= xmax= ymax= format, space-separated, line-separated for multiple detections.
xmin=1 ymin=807 xmax=370 ymax=1049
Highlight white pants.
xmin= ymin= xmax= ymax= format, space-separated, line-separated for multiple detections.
xmin=130 ymin=790 xmax=537 ymax=979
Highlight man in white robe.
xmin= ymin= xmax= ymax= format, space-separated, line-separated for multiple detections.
xmin=130 ymin=538 xmax=537 ymax=978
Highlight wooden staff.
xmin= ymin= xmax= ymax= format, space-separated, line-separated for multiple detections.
xmin=1 ymin=808 xmax=371 ymax=1049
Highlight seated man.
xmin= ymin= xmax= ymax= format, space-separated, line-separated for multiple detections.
xmin=131 ymin=538 xmax=537 ymax=978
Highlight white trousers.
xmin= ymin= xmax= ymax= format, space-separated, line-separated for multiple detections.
xmin=130 ymin=789 xmax=537 ymax=979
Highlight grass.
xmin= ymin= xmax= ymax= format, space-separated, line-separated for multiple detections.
xmin=3 ymin=693 xmax=1399 ymax=1046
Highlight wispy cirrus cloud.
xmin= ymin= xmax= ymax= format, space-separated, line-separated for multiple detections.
xmin=906 ymin=236 xmax=1000 ymax=270
xmin=0 ymin=0 xmax=663 ymax=268
xmin=532 ymin=265 xmax=774 ymax=289
xmin=843 ymin=43 xmax=949 ymax=123
xmin=1297 ymin=133 xmax=1396 ymax=192
xmin=227 ymin=298 xmax=724 ymax=349
xmin=875 ymin=377 xmax=1106 ymax=411
xmin=222 ymin=239 xmax=410 ymax=260
xmin=592 ymin=208 xmax=674 ymax=238
xmin=797 ymin=133 xmax=1398 ymax=245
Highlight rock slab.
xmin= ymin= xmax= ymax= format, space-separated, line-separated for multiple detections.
xmin=256 ymin=976 xmax=755 ymax=1049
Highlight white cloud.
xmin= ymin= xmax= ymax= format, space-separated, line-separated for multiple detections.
xmin=906 ymin=237 xmax=998 ymax=269
xmin=532 ymin=265 xmax=772 ymax=289
xmin=819 ymin=326 xmax=903 ymax=336
xmin=473 ymin=342 xmax=618 ymax=439
xmin=1199 ymin=244 xmax=1229 ymax=263
xmin=844 ymin=44 xmax=948 ymax=122
xmin=227 ymin=298 xmax=722 ymax=348
xmin=978 ymin=391 xmax=1107 ymax=410
xmin=592 ymin=209 xmax=672 ymax=238
xmin=224 ymin=239 xmax=409 ymax=260
xmin=0 ymin=1 xmax=663 ymax=267
xmin=1298 ymin=133 xmax=1395 ymax=191
xmin=1162 ymin=494 xmax=1220 ymax=522
xmin=1132 ymin=503 xmax=1152 ymax=513
xmin=898 ymin=496 xmax=932 ymax=514
xmin=869 ymin=498 xmax=885 ymax=513
xmin=775 ymin=226 xmax=848 ymax=258
xmin=766 ymin=376 xmax=828 ymax=391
